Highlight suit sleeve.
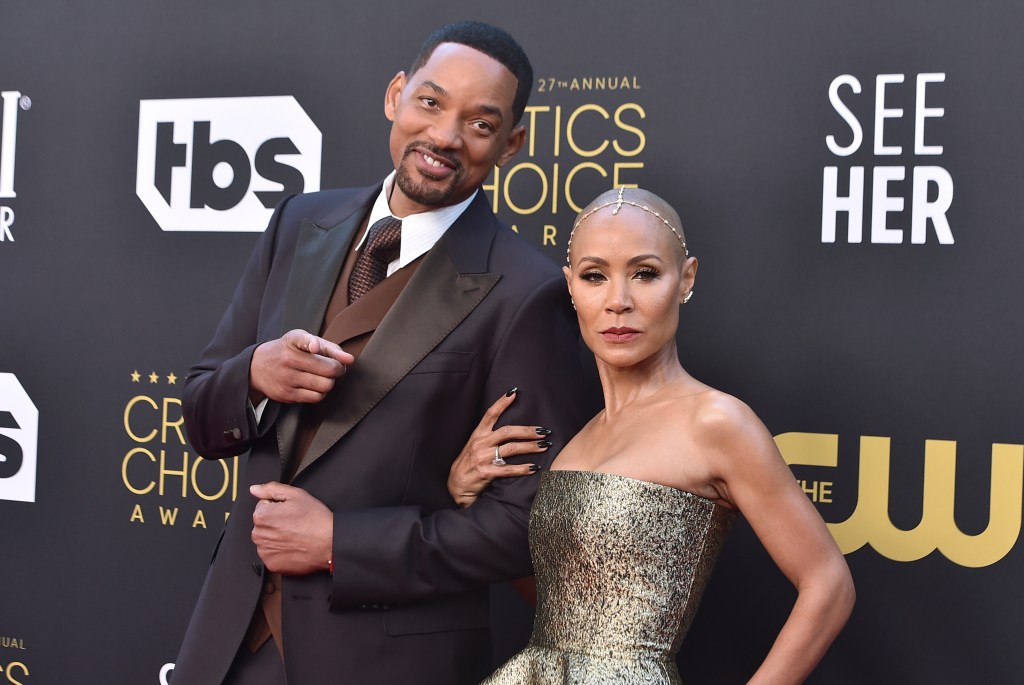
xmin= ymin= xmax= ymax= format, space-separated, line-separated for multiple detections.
xmin=181 ymin=196 xmax=295 ymax=460
xmin=329 ymin=272 xmax=595 ymax=609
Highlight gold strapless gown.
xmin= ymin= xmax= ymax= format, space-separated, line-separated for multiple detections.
xmin=484 ymin=469 xmax=736 ymax=684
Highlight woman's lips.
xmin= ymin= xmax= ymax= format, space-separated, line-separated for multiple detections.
xmin=600 ymin=327 xmax=640 ymax=343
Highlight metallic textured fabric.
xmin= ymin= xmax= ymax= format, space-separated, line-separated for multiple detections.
xmin=484 ymin=469 xmax=736 ymax=684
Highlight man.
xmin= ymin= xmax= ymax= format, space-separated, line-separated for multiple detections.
xmin=172 ymin=21 xmax=592 ymax=685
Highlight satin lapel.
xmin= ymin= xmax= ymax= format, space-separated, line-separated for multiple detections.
xmin=295 ymin=245 xmax=500 ymax=477
xmin=275 ymin=192 xmax=372 ymax=473
xmin=279 ymin=213 xmax=363 ymax=336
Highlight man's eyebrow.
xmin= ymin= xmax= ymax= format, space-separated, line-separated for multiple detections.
xmin=420 ymin=80 xmax=448 ymax=97
xmin=418 ymin=80 xmax=504 ymax=123
xmin=477 ymin=104 xmax=503 ymax=121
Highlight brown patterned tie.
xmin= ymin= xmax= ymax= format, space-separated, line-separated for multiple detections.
xmin=348 ymin=216 xmax=402 ymax=303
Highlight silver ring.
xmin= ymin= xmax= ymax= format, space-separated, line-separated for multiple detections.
xmin=492 ymin=445 xmax=506 ymax=466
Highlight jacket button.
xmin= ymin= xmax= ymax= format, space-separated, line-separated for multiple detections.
xmin=224 ymin=427 xmax=242 ymax=441
xmin=252 ymin=561 xmax=263 ymax=575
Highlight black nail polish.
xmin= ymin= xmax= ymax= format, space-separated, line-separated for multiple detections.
xmin=537 ymin=440 xmax=553 ymax=448
xmin=535 ymin=427 xmax=552 ymax=435
xmin=528 ymin=465 xmax=541 ymax=472
xmin=505 ymin=387 xmax=518 ymax=397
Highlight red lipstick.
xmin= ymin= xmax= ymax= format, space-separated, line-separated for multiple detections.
xmin=600 ymin=327 xmax=640 ymax=343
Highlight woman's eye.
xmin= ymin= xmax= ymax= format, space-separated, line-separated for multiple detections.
xmin=580 ymin=270 xmax=606 ymax=283
xmin=633 ymin=268 xmax=660 ymax=281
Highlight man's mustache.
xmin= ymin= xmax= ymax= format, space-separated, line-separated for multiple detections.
xmin=403 ymin=142 xmax=462 ymax=172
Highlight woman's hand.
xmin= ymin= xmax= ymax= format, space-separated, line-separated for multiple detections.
xmin=448 ymin=389 xmax=553 ymax=507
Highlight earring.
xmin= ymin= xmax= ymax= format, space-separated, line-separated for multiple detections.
xmin=570 ymin=297 xmax=576 ymax=311
xmin=683 ymin=290 xmax=694 ymax=304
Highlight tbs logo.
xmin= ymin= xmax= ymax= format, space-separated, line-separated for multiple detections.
xmin=0 ymin=373 xmax=38 ymax=503
xmin=136 ymin=96 xmax=322 ymax=232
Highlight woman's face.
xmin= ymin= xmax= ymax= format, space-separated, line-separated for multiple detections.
xmin=563 ymin=207 xmax=695 ymax=369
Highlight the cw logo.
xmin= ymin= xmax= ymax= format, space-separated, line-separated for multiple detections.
xmin=776 ymin=433 xmax=1023 ymax=568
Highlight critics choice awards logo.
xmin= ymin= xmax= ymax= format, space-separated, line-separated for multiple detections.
xmin=120 ymin=369 xmax=238 ymax=529
xmin=0 ymin=374 xmax=38 ymax=504
xmin=483 ymin=73 xmax=647 ymax=251
xmin=136 ymin=96 xmax=322 ymax=232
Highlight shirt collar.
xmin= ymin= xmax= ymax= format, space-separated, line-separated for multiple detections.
xmin=356 ymin=172 xmax=477 ymax=276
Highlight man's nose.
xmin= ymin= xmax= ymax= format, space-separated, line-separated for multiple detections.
xmin=427 ymin=114 xmax=462 ymax=149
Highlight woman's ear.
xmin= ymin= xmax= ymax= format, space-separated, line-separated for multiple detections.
xmin=680 ymin=256 xmax=698 ymax=303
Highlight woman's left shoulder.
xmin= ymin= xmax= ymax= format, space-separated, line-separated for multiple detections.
xmin=686 ymin=389 xmax=775 ymax=460
xmin=688 ymin=389 xmax=761 ymax=432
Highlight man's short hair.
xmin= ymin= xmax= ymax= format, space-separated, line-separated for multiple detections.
xmin=409 ymin=21 xmax=534 ymax=126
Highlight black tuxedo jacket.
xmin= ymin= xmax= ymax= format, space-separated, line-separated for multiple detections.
xmin=172 ymin=187 xmax=593 ymax=685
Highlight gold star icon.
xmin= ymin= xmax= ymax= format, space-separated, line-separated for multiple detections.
xmin=167 ymin=373 xmax=178 ymax=385
xmin=131 ymin=370 xmax=141 ymax=383
xmin=149 ymin=372 xmax=159 ymax=384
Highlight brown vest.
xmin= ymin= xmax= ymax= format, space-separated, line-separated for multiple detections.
xmin=245 ymin=222 xmax=424 ymax=658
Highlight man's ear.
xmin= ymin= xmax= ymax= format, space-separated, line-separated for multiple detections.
xmin=384 ymin=71 xmax=406 ymax=122
xmin=495 ymin=124 xmax=526 ymax=168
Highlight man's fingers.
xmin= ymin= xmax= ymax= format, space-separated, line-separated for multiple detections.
xmin=317 ymin=340 xmax=355 ymax=366
xmin=251 ymin=481 xmax=293 ymax=502
xmin=283 ymin=329 xmax=316 ymax=352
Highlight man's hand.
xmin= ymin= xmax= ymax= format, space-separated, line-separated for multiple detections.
xmin=249 ymin=329 xmax=355 ymax=404
xmin=250 ymin=482 xmax=334 ymax=575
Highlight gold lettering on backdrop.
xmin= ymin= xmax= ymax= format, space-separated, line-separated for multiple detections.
xmin=483 ymin=98 xmax=649 ymax=241
xmin=536 ymin=76 xmax=641 ymax=93
xmin=543 ymin=225 xmax=557 ymax=246
xmin=127 ymin=503 xmax=228 ymax=526
xmin=1 ymin=661 xmax=30 ymax=685
xmin=776 ymin=432 xmax=1024 ymax=568
xmin=124 ymin=395 xmax=159 ymax=442
xmin=159 ymin=506 xmax=179 ymax=525
xmin=120 ymin=378 xmax=240 ymax=533
xmin=0 ymin=637 xmax=25 ymax=649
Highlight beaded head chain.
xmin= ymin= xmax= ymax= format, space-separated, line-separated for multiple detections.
xmin=565 ymin=187 xmax=688 ymax=263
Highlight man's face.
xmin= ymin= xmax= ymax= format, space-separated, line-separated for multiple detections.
xmin=384 ymin=42 xmax=525 ymax=217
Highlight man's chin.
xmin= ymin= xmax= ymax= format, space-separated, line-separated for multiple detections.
xmin=395 ymin=168 xmax=457 ymax=209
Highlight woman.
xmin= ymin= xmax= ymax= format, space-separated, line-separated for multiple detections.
xmin=448 ymin=187 xmax=854 ymax=684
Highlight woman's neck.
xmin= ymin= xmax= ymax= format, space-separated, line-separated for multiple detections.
xmin=596 ymin=344 xmax=689 ymax=418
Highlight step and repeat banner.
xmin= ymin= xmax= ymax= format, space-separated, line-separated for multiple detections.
xmin=2 ymin=1 xmax=1022 ymax=683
